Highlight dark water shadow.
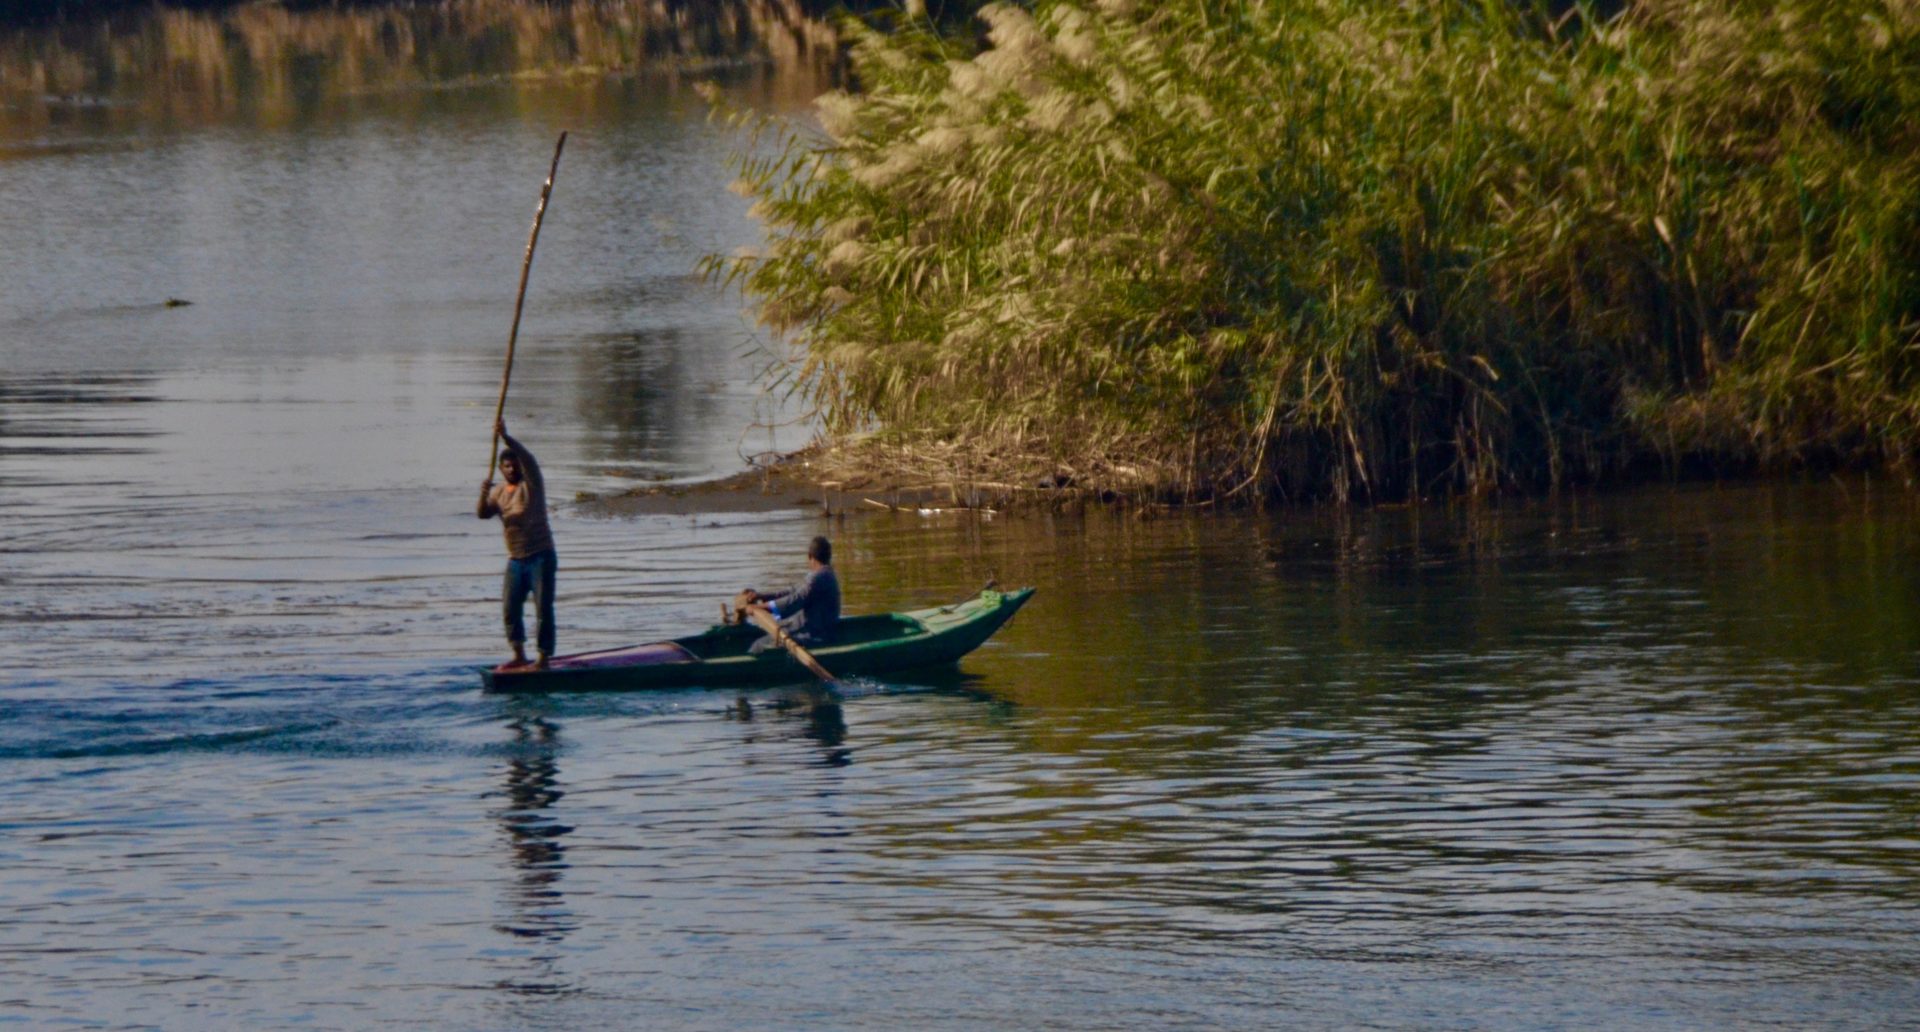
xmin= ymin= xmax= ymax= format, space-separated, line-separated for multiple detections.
xmin=729 ymin=684 xmax=853 ymax=767
xmin=486 ymin=705 xmax=580 ymax=997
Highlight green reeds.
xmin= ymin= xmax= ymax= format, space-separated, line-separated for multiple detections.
xmin=712 ymin=0 xmax=1920 ymax=503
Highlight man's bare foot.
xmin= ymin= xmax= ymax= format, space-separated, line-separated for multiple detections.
xmin=534 ymin=653 xmax=551 ymax=671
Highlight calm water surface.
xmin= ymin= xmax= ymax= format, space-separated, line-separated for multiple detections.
xmin=4 ymin=11 xmax=1920 ymax=1030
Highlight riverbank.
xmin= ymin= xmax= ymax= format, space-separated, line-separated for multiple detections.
xmin=582 ymin=440 xmax=1916 ymax=520
xmin=579 ymin=444 xmax=1011 ymax=517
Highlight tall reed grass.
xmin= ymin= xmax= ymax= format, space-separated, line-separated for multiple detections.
xmin=712 ymin=0 xmax=1920 ymax=503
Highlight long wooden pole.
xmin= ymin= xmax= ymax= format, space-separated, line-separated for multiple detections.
xmin=743 ymin=607 xmax=838 ymax=685
xmin=488 ymin=130 xmax=569 ymax=478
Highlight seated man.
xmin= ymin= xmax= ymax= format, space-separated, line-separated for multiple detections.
xmin=739 ymin=535 xmax=840 ymax=654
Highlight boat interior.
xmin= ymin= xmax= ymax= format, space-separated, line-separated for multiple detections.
xmin=674 ymin=613 xmax=929 ymax=660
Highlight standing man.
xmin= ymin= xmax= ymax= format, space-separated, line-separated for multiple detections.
xmin=739 ymin=536 xmax=840 ymax=654
xmin=478 ymin=418 xmax=556 ymax=669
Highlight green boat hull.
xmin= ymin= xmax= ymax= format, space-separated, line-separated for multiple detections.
xmin=480 ymin=587 xmax=1035 ymax=692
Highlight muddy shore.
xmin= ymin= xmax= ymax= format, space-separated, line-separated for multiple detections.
xmin=575 ymin=462 xmax=1008 ymax=518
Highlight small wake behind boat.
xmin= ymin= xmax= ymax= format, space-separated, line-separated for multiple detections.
xmin=481 ymin=587 xmax=1035 ymax=692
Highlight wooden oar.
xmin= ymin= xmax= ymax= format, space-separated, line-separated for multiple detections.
xmin=487 ymin=130 xmax=569 ymax=479
xmin=742 ymin=606 xmax=838 ymax=685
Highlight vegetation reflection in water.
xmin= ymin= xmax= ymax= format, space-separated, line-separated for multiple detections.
xmin=0 ymin=0 xmax=836 ymax=141
xmin=806 ymin=485 xmax=1920 ymax=939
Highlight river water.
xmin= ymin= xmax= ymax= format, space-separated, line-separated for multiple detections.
xmin=4 ymin=8 xmax=1920 ymax=1030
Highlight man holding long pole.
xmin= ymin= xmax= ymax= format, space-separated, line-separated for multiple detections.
xmin=479 ymin=419 xmax=556 ymax=669
xmin=478 ymin=131 xmax=567 ymax=670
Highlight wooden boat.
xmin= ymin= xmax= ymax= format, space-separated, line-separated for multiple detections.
xmin=481 ymin=586 xmax=1035 ymax=692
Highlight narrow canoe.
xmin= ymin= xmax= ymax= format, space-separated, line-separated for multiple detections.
xmin=480 ymin=586 xmax=1035 ymax=692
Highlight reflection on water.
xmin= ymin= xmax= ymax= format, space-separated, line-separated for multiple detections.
xmin=731 ymin=688 xmax=852 ymax=767
xmin=0 ymin=374 xmax=160 ymax=495
xmin=491 ymin=711 xmax=578 ymax=996
xmin=0 ymin=0 xmax=835 ymax=143
xmin=2 ymin=483 xmax=1919 ymax=1028
xmin=807 ymin=490 xmax=1920 ymax=969
xmin=570 ymin=326 xmax=763 ymax=478
xmin=495 ymin=714 xmax=574 ymax=942
xmin=803 ymin=699 xmax=849 ymax=766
